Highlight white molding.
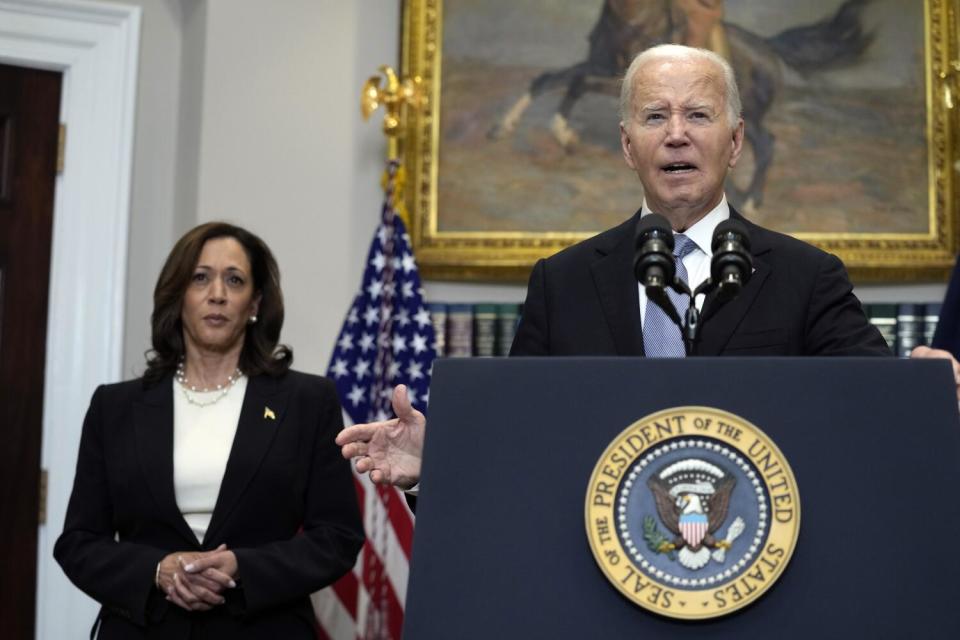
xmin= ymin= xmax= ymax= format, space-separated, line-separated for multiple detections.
xmin=0 ymin=1 xmax=140 ymax=637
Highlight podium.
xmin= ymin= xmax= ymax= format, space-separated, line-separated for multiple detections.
xmin=403 ymin=358 xmax=960 ymax=638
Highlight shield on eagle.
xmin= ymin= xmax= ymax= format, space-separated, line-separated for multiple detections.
xmin=647 ymin=458 xmax=737 ymax=567
xmin=679 ymin=511 xmax=709 ymax=548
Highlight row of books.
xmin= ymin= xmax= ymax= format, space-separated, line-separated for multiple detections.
xmin=427 ymin=302 xmax=945 ymax=359
xmin=864 ymin=303 xmax=941 ymax=357
xmin=428 ymin=303 xmax=522 ymax=357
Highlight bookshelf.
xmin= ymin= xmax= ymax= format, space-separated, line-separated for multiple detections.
xmin=427 ymin=302 xmax=943 ymax=358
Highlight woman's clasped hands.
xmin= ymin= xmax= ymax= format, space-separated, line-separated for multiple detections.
xmin=156 ymin=543 xmax=239 ymax=612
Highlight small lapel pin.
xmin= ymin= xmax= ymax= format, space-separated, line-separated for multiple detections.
xmin=264 ymin=406 xmax=276 ymax=420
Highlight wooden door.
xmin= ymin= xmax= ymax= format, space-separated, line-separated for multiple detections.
xmin=0 ymin=62 xmax=62 ymax=640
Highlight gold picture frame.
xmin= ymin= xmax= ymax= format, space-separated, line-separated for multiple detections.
xmin=401 ymin=0 xmax=960 ymax=282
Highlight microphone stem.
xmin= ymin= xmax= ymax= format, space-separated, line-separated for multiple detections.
xmin=684 ymin=302 xmax=700 ymax=356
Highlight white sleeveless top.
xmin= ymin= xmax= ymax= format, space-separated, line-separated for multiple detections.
xmin=172 ymin=376 xmax=247 ymax=543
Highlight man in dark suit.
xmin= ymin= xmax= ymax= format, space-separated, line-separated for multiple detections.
xmin=512 ymin=213 xmax=888 ymax=357
xmin=513 ymin=42 xmax=887 ymax=358
xmin=337 ymin=43 xmax=954 ymax=489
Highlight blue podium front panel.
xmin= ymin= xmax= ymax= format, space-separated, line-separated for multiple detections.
xmin=404 ymin=358 xmax=960 ymax=639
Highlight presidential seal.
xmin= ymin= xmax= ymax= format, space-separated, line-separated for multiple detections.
xmin=585 ymin=407 xmax=800 ymax=620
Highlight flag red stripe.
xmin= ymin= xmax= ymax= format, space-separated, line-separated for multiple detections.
xmin=376 ymin=485 xmax=414 ymax=560
xmin=361 ymin=542 xmax=405 ymax=640
xmin=331 ymin=568 xmax=359 ymax=618
xmin=353 ymin=475 xmax=366 ymax=507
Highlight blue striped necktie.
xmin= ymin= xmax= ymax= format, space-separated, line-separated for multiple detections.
xmin=643 ymin=233 xmax=697 ymax=358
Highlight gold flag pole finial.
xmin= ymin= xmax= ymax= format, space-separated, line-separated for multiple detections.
xmin=361 ymin=65 xmax=424 ymax=162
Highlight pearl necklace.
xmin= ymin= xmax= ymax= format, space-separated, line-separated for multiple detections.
xmin=175 ymin=361 xmax=244 ymax=408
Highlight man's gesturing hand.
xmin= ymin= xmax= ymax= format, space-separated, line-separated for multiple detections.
xmin=911 ymin=345 xmax=960 ymax=400
xmin=336 ymin=384 xmax=426 ymax=489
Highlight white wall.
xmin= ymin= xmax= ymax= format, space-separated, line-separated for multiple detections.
xmin=190 ymin=0 xmax=402 ymax=375
xmin=121 ymin=0 xmax=399 ymax=377
xmin=119 ymin=0 xmax=182 ymax=378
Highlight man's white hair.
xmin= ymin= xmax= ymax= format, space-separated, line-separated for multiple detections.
xmin=619 ymin=44 xmax=742 ymax=129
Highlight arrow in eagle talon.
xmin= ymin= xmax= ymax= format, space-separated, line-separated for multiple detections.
xmin=712 ymin=516 xmax=745 ymax=563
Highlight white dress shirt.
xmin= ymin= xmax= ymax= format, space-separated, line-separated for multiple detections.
xmin=638 ymin=197 xmax=731 ymax=327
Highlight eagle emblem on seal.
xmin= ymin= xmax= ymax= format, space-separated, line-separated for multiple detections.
xmin=647 ymin=459 xmax=745 ymax=570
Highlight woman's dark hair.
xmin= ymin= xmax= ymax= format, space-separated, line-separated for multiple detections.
xmin=144 ymin=222 xmax=293 ymax=382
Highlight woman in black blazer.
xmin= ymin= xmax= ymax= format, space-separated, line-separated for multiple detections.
xmin=55 ymin=222 xmax=363 ymax=639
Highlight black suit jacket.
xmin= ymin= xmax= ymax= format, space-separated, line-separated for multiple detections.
xmin=511 ymin=209 xmax=890 ymax=357
xmin=54 ymin=370 xmax=364 ymax=639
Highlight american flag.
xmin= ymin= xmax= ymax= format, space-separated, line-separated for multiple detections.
xmin=314 ymin=159 xmax=436 ymax=639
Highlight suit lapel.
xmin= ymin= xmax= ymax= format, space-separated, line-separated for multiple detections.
xmin=590 ymin=212 xmax=645 ymax=356
xmin=133 ymin=375 xmax=198 ymax=545
xmin=204 ymin=374 xmax=289 ymax=544
xmin=586 ymin=206 xmax=773 ymax=357
xmin=697 ymin=211 xmax=773 ymax=355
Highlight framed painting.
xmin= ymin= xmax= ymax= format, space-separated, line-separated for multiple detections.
xmin=400 ymin=0 xmax=960 ymax=282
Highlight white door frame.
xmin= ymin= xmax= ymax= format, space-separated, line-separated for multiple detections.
xmin=0 ymin=1 xmax=140 ymax=637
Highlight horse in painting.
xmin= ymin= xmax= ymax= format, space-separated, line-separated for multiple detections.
xmin=489 ymin=0 xmax=875 ymax=212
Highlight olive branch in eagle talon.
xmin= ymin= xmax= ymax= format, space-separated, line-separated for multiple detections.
xmin=643 ymin=515 xmax=676 ymax=560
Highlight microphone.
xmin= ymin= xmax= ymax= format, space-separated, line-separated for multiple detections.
xmin=633 ymin=214 xmax=675 ymax=289
xmin=710 ymin=219 xmax=752 ymax=301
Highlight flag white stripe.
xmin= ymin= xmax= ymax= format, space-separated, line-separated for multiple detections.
xmin=356 ymin=581 xmax=371 ymax=640
xmin=353 ymin=466 xmax=411 ymax=605
xmin=312 ymin=585 xmax=359 ymax=640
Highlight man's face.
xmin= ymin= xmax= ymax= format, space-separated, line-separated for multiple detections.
xmin=620 ymin=56 xmax=744 ymax=227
